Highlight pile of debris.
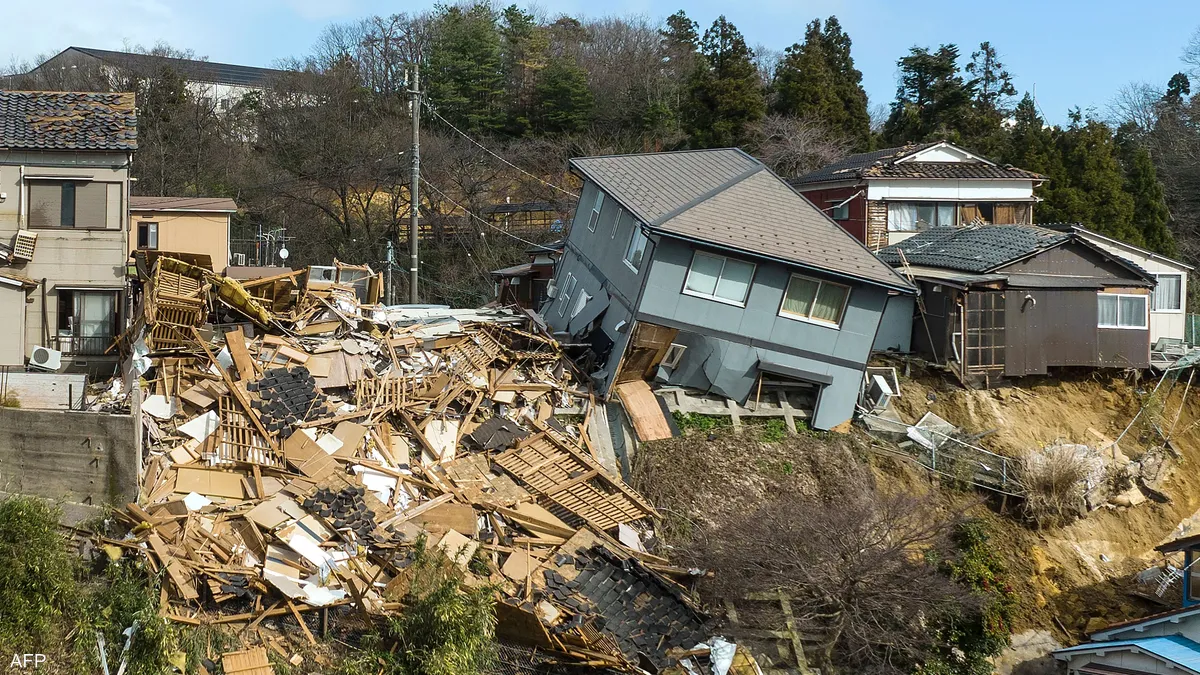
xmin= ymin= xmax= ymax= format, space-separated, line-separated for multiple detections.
xmin=95 ymin=256 xmax=747 ymax=673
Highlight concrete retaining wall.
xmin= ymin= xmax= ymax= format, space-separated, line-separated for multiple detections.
xmin=0 ymin=407 xmax=139 ymax=506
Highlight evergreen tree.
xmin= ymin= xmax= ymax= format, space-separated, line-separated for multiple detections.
xmin=1124 ymin=145 xmax=1177 ymax=256
xmin=683 ymin=16 xmax=766 ymax=148
xmin=883 ymin=44 xmax=975 ymax=144
xmin=962 ymin=41 xmax=1017 ymax=154
xmin=771 ymin=17 xmax=869 ymax=150
xmin=820 ymin=17 xmax=871 ymax=149
xmin=498 ymin=5 xmax=547 ymax=136
xmin=1044 ymin=112 xmax=1138 ymax=243
xmin=534 ymin=58 xmax=593 ymax=134
xmin=424 ymin=3 xmax=505 ymax=134
xmin=661 ymin=10 xmax=700 ymax=52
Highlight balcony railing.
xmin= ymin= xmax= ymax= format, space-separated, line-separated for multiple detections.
xmin=54 ymin=334 xmax=115 ymax=357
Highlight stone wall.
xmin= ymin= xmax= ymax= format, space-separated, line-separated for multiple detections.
xmin=0 ymin=407 xmax=139 ymax=506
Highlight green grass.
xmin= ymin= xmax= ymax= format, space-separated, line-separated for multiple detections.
xmin=671 ymin=411 xmax=731 ymax=434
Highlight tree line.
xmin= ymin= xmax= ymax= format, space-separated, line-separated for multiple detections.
xmin=5 ymin=7 xmax=1199 ymax=303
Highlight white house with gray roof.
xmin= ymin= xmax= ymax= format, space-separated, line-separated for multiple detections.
xmin=544 ymin=148 xmax=915 ymax=430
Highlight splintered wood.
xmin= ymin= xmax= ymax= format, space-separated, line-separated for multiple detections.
xmin=100 ymin=255 xmax=688 ymax=672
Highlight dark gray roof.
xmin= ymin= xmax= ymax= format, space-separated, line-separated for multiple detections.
xmin=790 ymin=141 xmax=1044 ymax=185
xmin=877 ymin=225 xmax=1069 ymax=273
xmin=570 ymin=149 xmax=913 ymax=291
xmin=70 ymin=47 xmax=287 ymax=88
xmin=0 ymin=90 xmax=136 ymax=150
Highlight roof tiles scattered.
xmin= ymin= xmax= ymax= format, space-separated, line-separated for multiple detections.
xmin=877 ymin=225 xmax=1070 ymax=273
xmin=790 ymin=141 xmax=1045 ymax=184
xmin=571 ymin=149 xmax=913 ymax=291
xmin=0 ymin=90 xmax=136 ymax=151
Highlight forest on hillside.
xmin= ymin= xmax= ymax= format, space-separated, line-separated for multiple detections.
xmin=7 ymin=6 xmax=1200 ymax=306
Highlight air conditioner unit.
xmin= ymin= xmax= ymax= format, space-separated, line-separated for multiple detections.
xmin=233 ymin=253 xmax=247 ymax=266
xmin=546 ymin=281 xmax=558 ymax=299
xmin=29 ymin=345 xmax=63 ymax=371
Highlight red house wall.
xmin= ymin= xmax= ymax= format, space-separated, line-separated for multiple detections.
xmin=795 ymin=185 xmax=868 ymax=244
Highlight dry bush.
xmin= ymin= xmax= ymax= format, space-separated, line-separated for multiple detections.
xmin=1015 ymin=446 xmax=1091 ymax=528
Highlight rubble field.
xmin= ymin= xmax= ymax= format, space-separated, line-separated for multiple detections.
xmin=84 ymin=256 xmax=758 ymax=674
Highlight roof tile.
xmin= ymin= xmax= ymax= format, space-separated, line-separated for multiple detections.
xmin=0 ymin=90 xmax=136 ymax=151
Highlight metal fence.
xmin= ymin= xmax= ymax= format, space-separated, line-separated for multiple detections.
xmin=1187 ymin=314 xmax=1200 ymax=346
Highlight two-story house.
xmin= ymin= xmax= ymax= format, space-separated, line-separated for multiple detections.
xmin=790 ymin=141 xmax=1046 ymax=250
xmin=0 ymin=90 xmax=136 ymax=373
xmin=544 ymin=148 xmax=915 ymax=431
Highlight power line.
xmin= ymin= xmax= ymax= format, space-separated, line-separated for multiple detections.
xmin=419 ymin=178 xmax=562 ymax=252
xmin=422 ymin=101 xmax=580 ymax=199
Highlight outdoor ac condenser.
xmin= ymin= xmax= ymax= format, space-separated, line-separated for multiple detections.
xmin=29 ymin=345 xmax=63 ymax=372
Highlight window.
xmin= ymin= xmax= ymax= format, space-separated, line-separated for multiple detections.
xmin=611 ymin=208 xmax=623 ymax=239
xmin=1154 ymin=274 xmax=1183 ymax=312
xmin=624 ymin=228 xmax=649 ymax=272
xmin=137 ymin=222 xmax=159 ymax=250
xmin=683 ymin=251 xmax=755 ymax=306
xmin=1098 ymin=292 xmax=1148 ymax=329
xmin=557 ymin=273 xmax=577 ymax=317
xmin=56 ymin=289 xmax=119 ymax=355
xmin=830 ymin=202 xmax=849 ymax=220
xmin=780 ymin=274 xmax=850 ymax=327
xmin=28 ymin=180 xmax=109 ymax=228
xmin=661 ymin=343 xmax=687 ymax=369
xmin=587 ymin=190 xmax=604 ymax=232
xmin=887 ymin=202 xmax=958 ymax=232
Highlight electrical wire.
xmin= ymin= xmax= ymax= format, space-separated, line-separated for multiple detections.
xmin=422 ymin=101 xmax=580 ymax=198
xmin=419 ymin=178 xmax=562 ymax=252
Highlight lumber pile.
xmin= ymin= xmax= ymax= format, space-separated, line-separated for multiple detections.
xmin=96 ymin=256 xmax=732 ymax=672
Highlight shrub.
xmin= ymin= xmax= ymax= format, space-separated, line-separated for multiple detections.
xmin=0 ymin=496 xmax=80 ymax=653
xmin=0 ymin=393 xmax=20 ymax=408
xmin=671 ymin=411 xmax=731 ymax=434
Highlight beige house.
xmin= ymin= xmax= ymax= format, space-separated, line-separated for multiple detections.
xmin=129 ymin=196 xmax=236 ymax=272
xmin=0 ymin=90 xmax=136 ymax=372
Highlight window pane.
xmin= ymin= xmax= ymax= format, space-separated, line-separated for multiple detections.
xmin=592 ymin=190 xmax=605 ymax=214
xmin=915 ymin=204 xmax=935 ymax=229
xmin=1119 ymin=295 xmax=1146 ymax=327
xmin=782 ymin=276 xmax=819 ymax=317
xmin=685 ymin=253 xmax=723 ymax=296
xmin=625 ymin=230 xmax=647 ymax=270
xmin=715 ymin=259 xmax=754 ymax=303
xmin=888 ymin=203 xmax=917 ymax=231
xmin=61 ymin=182 xmax=76 ymax=227
xmin=812 ymin=282 xmax=848 ymax=323
xmin=937 ymin=203 xmax=956 ymax=227
xmin=1156 ymin=275 xmax=1182 ymax=311
xmin=28 ymin=183 xmax=63 ymax=228
xmin=1098 ymin=295 xmax=1118 ymax=326
xmin=831 ymin=204 xmax=849 ymax=220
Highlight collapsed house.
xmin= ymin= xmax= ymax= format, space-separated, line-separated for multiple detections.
xmin=877 ymin=224 xmax=1157 ymax=387
xmin=94 ymin=255 xmax=750 ymax=672
xmin=543 ymin=148 xmax=915 ymax=430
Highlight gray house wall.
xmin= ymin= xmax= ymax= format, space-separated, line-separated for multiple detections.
xmin=638 ymin=237 xmax=889 ymax=429
xmin=874 ymin=294 xmax=915 ymax=353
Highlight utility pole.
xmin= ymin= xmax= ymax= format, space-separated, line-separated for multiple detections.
xmin=385 ymin=238 xmax=395 ymax=305
xmin=408 ymin=61 xmax=421 ymax=304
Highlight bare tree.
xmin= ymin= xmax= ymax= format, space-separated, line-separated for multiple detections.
xmin=750 ymin=114 xmax=849 ymax=178
xmin=1184 ymin=25 xmax=1200 ymax=76
xmin=692 ymin=487 xmax=974 ymax=674
xmin=1107 ymin=81 xmax=1163 ymax=133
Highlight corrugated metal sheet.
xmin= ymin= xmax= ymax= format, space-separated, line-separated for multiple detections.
xmin=1054 ymin=635 xmax=1200 ymax=672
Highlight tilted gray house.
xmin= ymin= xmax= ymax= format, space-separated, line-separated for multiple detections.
xmin=544 ymin=148 xmax=915 ymax=430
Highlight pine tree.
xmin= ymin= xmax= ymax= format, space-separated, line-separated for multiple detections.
xmin=534 ymin=58 xmax=593 ymax=134
xmin=820 ymin=17 xmax=871 ymax=149
xmin=1049 ymin=112 xmax=1138 ymax=242
xmin=1124 ymin=145 xmax=1177 ymax=256
xmin=883 ymin=44 xmax=975 ymax=144
xmin=772 ymin=21 xmax=840 ymax=125
xmin=498 ymin=5 xmax=548 ymax=136
xmin=963 ymin=41 xmax=1017 ymax=155
xmin=683 ymin=16 xmax=766 ymax=148
xmin=424 ymin=3 xmax=505 ymax=134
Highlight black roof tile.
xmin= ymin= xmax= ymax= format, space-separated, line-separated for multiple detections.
xmin=0 ymin=90 xmax=136 ymax=151
xmin=876 ymin=225 xmax=1069 ymax=273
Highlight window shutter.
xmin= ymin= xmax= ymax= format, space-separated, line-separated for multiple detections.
xmin=75 ymin=182 xmax=108 ymax=228
xmin=28 ymin=183 xmax=62 ymax=228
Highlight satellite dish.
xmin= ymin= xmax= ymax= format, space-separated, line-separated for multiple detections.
xmin=279 ymin=248 xmax=290 ymax=260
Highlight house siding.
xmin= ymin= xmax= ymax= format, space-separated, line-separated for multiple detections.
xmin=797 ymin=185 xmax=866 ymax=243
xmin=1079 ymin=232 xmax=1190 ymax=343
xmin=129 ymin=210 xmax=231 ymax=271
xmin=0 ymin=152 xmax=129 ymax=366
xmin=638 ymin=236 xmax=888 ymax=429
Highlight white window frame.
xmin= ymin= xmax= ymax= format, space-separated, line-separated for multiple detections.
xmin=661 ymin=343 xmax=687 ymax=369
xmin=611 ymin=207 xmax=623 ymax=239
xmin=778 ymin=273 xmax=851 ymax=328
xmin=587 ymin=191 xmax=604 ymax=232
xmin=557 ymin=273 xmax=577 ymax=317
xmin=682 ymin=251 xmax=756 ymax=307
xmin=624 ymin=228 xmax=649 ymax=273
xmin=1098 ymin=292 xmax=1148 ymax=329
xmin=886 ymin=201 xmax=959 ymax=232
xmin=1153 ymin=274 xmax=1184 ymax=313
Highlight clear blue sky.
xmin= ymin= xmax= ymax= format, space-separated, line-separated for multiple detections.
xmin=6 ymin=0 xmax=1198 ymax=124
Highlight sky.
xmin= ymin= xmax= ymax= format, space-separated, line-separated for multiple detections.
xmin=4 ymin=0 xmax=1198 ymax=125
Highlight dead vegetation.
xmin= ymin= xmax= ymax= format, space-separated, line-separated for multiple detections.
xmin=1015 ymin=445 xmax=1093 ymax=528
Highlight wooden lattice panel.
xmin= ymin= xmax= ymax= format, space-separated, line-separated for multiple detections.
xmin=443 ymin=330 xmax=506 ymax=373
xmin=494 ymin=433 xmax=655 ymax=529
xmin=355 ymin=377 xmax=418 ymax=412
xmin=11 ymin=230 xmax=37 ymax=261
xmin=215 ymin=395 xmax=285 ymax=467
